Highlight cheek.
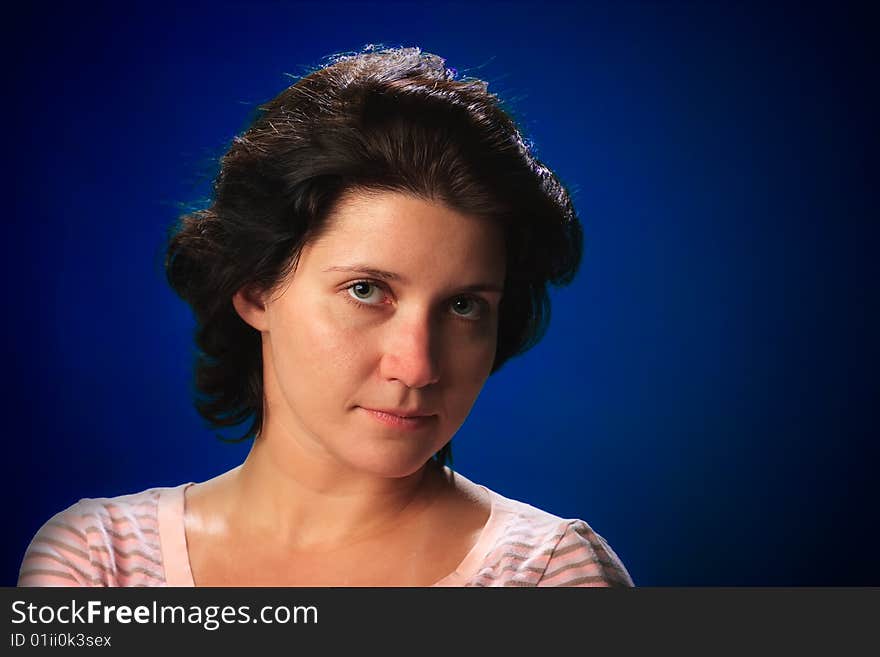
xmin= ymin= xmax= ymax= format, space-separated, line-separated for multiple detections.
xmin=274 ymin=299 xmax=374 ymax=387
xmin=440 ymin=328 xmax=497 ymax=395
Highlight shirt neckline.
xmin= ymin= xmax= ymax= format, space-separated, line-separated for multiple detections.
xmin=157 ymin=482 xmax=196 ymax=586
xmin=157 ymin=478 xmax=507 ymax=587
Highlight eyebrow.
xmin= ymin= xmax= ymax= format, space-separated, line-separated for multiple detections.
xmin=323 ymin=265 xmax=504 ymax=294
xmin=324 ymin=265 xmax=403 ymax=281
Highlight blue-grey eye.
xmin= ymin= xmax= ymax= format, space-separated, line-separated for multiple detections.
xmin=352 ymin=282 xmax=372 ymax=298
xmin=348 ymin=282 xmax=382 ymax=303
xmin=451 ymin=297 xmax=480 ymax=318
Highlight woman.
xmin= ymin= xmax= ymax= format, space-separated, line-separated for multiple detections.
xmin=19 ymin=46 xmax=633 ymax=587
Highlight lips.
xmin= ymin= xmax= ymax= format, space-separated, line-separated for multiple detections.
xmin=366 ymin=407 xmax=434 ymax=418
xmin=359 ymin=406 xmax=437 ymax=430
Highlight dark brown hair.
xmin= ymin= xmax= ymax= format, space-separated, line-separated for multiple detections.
xmin=165 ymin=46 xmax=582 ymax=465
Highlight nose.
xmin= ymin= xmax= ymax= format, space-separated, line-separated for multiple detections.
xmin=378 ymin=311 xmax=441 ymax=389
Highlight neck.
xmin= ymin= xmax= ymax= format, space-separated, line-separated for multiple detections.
xmin=213 ymin=432 xmax=445 ymax=551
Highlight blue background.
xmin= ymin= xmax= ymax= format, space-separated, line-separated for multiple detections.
xmin=4 ymin=1 xmax=876 ymax=586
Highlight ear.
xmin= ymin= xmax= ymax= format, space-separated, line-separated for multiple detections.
xmin=232 ymin=284 xmax=269 ymax=332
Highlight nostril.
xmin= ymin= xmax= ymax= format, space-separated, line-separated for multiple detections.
xmin=379 ymin=353 xmax=440 ymax=389
xmin=379 ymin=328 xmax=440 ymax=388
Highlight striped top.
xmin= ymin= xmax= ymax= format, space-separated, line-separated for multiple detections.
xmin=18 ymin=482 xmax=634 ymax=587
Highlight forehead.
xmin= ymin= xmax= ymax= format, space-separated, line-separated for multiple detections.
xmin=304 ymin=190 xmax=506 ymax=281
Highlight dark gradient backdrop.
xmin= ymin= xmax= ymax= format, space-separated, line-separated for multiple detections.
xmin=4 ymin=1 xmax=876 ymax=586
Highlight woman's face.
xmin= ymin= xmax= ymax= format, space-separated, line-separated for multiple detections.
xmin=249 ymin=190 xmax=506 ymax=479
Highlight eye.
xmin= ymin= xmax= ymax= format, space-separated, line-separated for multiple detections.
xmin=450 ymin=296 xmax=484 ymax=320
xmin=346 ymin=281 xmax=386 ymax=305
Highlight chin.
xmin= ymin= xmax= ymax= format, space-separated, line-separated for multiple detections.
xmin=346 ymin=446 xmax=438 ymax=480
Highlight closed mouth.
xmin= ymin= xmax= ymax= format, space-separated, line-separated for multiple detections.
xmin=359 ymin=407 xmax=437 ymax=428
xmin=362 ymin=407 xmax=435 ymax=419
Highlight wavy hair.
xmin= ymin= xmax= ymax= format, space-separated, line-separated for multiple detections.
xmin=165 ymin=46 xmax=583 ymax=466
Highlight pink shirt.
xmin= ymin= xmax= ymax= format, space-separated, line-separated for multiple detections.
xmin=19 ymin=481 xmax=634 ymax=587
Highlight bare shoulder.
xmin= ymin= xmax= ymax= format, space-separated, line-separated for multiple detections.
xmin=182 ymin=468 xmax=238 ymax=529
xmin=429 ymin=465 xmax=491 ymax=529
